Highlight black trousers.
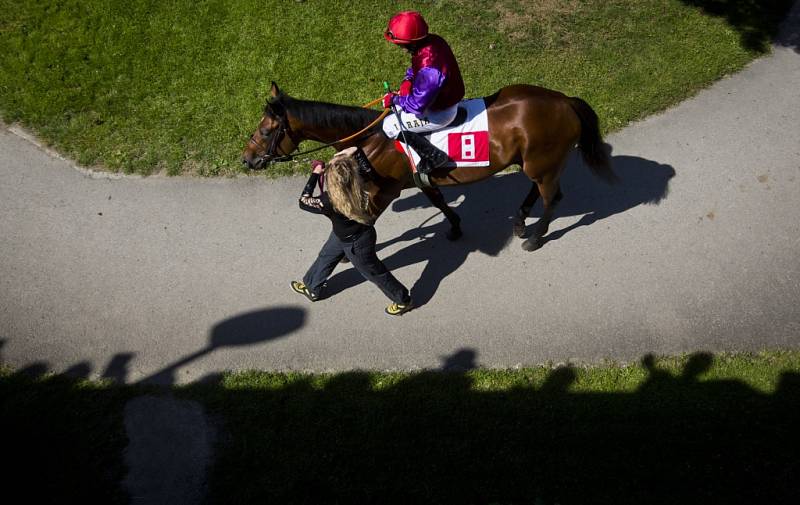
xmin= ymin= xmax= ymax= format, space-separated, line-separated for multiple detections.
xmin=303 ymin=228 xmax=410 ymax=304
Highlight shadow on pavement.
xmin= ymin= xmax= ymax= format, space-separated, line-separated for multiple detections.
xmin=139 ymin=306 xmax=307 ymax=385
xmin=324 ymin=151 xmax=674 ymax=306
xmin=3 ymin=306 xmax=307 ymax=386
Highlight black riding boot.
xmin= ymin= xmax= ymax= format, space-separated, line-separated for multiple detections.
xmin=402 ymin=131 xmax=450 ymax=175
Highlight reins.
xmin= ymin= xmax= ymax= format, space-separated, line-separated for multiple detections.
xmin=267 ymin=98 xmax=389 ymax=163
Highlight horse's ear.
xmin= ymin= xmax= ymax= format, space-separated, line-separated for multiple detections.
xmin=270 ymin=81 xmax=280 ymax=98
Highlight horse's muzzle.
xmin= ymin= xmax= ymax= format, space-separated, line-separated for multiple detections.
xmin=241 ymin=154 xmax=268 ymax=170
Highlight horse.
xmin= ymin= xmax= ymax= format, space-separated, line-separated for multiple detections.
xmin=242 ymin=82 xmax=616 ymax=251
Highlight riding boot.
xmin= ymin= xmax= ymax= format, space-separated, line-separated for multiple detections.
xmin=402 ymin=131 xmax=450 ymax=175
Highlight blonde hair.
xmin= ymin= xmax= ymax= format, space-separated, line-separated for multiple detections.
xmin=325 ymin=152 xmax=374 ymax=225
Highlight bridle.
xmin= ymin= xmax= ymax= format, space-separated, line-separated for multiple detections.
xmin=249 ymin=98 xmax=390 ymax=165
xmin=248 ymin=111 xmax=300 ymax=164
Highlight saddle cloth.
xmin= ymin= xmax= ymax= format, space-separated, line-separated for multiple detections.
xmin=397 ymin=98 xmax=490 ymax=168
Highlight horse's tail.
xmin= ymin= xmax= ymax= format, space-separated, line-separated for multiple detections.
xmin=568 ymin=97 xmax=617 ymax=184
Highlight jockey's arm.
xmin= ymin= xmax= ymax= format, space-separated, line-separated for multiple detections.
xmin=393 ymin=67 xmax=445 ymax=115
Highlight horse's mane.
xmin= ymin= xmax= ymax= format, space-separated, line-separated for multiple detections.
xmin=266 ymin=92 xmax=382 ymax=133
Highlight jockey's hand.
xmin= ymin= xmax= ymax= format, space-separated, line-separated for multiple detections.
xmin=311 ymin=160 xmax=325 ymax=174
xmin=399 ymin=79 xmax=412 ymax=97
xmin=382 ymin=92 xmax=397 ymax=109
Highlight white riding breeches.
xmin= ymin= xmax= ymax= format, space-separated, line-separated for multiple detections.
xmin=381 ymin=104 xmax=459 ymax=139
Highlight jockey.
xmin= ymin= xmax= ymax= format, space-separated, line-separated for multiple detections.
xmin=382 ymin=11 xmax=465 ymax=175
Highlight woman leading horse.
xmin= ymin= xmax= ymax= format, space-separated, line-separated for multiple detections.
xmin=242 ymin=78 xmax=615 ymax=251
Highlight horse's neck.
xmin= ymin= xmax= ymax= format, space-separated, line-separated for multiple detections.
xmin=289 ymin=99 xmax=381 ymax=144
xmin=294 ymin=118 xmax=387 ymax=158
xmin=299 ymin=126 xmax=343 ymax=144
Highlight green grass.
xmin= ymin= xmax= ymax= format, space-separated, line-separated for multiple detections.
xmin=2 ymin=351 xmax=799 ymax=503
xmin=0 ymin=0 xmax=792 ymax=176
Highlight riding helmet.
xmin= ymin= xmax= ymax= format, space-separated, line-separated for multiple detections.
xmin=384 ymin=11 xmax=429 ymax=45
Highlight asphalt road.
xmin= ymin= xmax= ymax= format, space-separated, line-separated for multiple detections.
xmin=2 ymin=8 xmax=799 ymax=384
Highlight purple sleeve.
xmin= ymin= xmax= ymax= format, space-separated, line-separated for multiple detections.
xmin=404 ymin=67 xmax=414 ymax=81
xmin=393 ymin=67 xmax=445 ymax=115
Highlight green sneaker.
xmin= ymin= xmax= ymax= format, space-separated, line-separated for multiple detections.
xmin=290 ymin=281 xmax=318 ymax=302
xmin=385 ymin=300 xmax=414 ymax=316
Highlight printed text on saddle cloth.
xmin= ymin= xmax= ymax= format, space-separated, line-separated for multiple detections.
xmin=396 ymin=98 xmax=490 ymax=168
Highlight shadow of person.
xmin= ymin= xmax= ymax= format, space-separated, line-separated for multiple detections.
xmin=680 ymin=352 xmax=714 ymax=381
xmin=13 ymin=362 xmax=50 ymax=378
xmin=440 ymin=348 xmax=478 ymax=372
xmin=139 ymin=306 xmax=307 ymax=385
xmin=538 ymin=365 xmax=578 ymax=395
xmin=100 ymin=353 xmax=135 ymax=384
xmin=63 ymin=361 xmax=92 ymax=380
xmin=0 ymin=340 xmax=52 ymax=378
xmin=326 ymin=149 xmax=674 ymax=306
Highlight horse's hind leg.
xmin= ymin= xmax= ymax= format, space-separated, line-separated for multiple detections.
xmin=513 ymin=181 xmax=540 ymax=238
xmin=522 ymin=178 xmax=563 ymax=251
xmin=423 ymin=187 xmax=462 ymax=240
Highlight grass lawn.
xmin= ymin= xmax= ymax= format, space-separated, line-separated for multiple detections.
xmin=2 ymin=351 xmax=799 ymax=503
xmin=0 ymin=0 xmax=793 ymax=176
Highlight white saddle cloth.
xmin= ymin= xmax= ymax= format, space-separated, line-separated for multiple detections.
xmin=398 ymin=98 xmax=490 ymax=168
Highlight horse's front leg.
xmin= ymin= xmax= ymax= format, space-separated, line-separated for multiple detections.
xmin=422 ymin=187 xmax=462 ymax=241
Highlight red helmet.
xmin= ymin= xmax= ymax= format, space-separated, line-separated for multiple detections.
xmin=384 ymin=11 xmax=429 ymax=45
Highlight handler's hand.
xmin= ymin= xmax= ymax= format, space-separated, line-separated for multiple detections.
xmin=311 ymin=160 xmax=325 ymax=174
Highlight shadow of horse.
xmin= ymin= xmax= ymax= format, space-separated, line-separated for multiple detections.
xmin=325 ymin=152 xmax=675 ymax=306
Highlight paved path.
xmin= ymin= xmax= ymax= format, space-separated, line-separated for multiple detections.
xmin=2 ymin=9 xmax=799 ymax=384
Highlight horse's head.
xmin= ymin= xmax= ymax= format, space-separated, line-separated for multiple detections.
xmin=241 ymin=82 xmax=301 ymax=170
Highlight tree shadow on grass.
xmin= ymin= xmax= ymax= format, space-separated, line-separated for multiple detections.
xmin=677 ymin=0 xmax=798 ymax=52
xmin=2 ymin=351 xmax=799 ymax=504
xmin=324 ymin=151 xmax=674 ymax=307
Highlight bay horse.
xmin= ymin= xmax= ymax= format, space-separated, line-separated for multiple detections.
xmin=242 ymin=82 xmax=616 ymax=251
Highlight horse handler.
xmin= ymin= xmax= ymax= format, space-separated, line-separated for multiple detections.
xmin=290 ymin=147 xmax=414 ymax=316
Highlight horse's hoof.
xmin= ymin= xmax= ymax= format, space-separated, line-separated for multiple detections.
xmin=512 ymin=221 xmax=526 ymax=238
xmin=446 ymin=228 xmax=463 ymax=241
xmin=521 ymin=238 xmax=543 ymax=251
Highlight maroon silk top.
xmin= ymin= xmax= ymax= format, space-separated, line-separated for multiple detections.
xmin=410 ymin=34 xmax=465 ymax=111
